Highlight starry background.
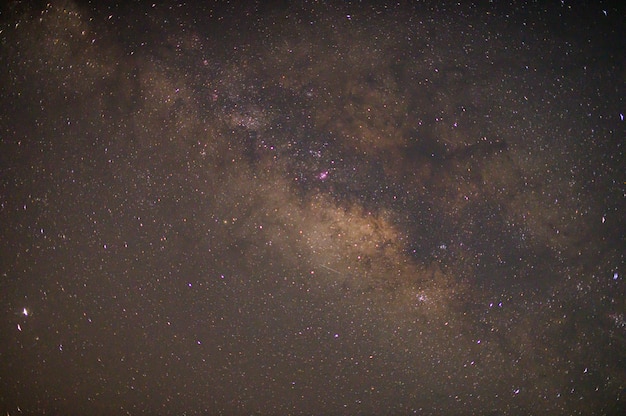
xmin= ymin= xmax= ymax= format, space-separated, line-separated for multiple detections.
xmin=1 ymin=1 xmax=625 ymax=415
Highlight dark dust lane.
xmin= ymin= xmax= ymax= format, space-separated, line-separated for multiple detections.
xmin=1 ymin=1 xmax=624 ymax=415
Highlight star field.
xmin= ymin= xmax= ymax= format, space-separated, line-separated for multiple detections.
xmin=0 ymin=1 xmax=625 ymax=415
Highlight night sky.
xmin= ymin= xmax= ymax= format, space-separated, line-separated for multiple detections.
xmin=1 ymin=1 xmax=625 ymax=415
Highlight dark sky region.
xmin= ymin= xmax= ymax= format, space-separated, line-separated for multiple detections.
xmin=0 ymin=1 xmax=625 ymax=415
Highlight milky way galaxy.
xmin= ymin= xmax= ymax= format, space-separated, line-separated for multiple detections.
xmin=1 ymin=1 xmax=624 ymax=415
